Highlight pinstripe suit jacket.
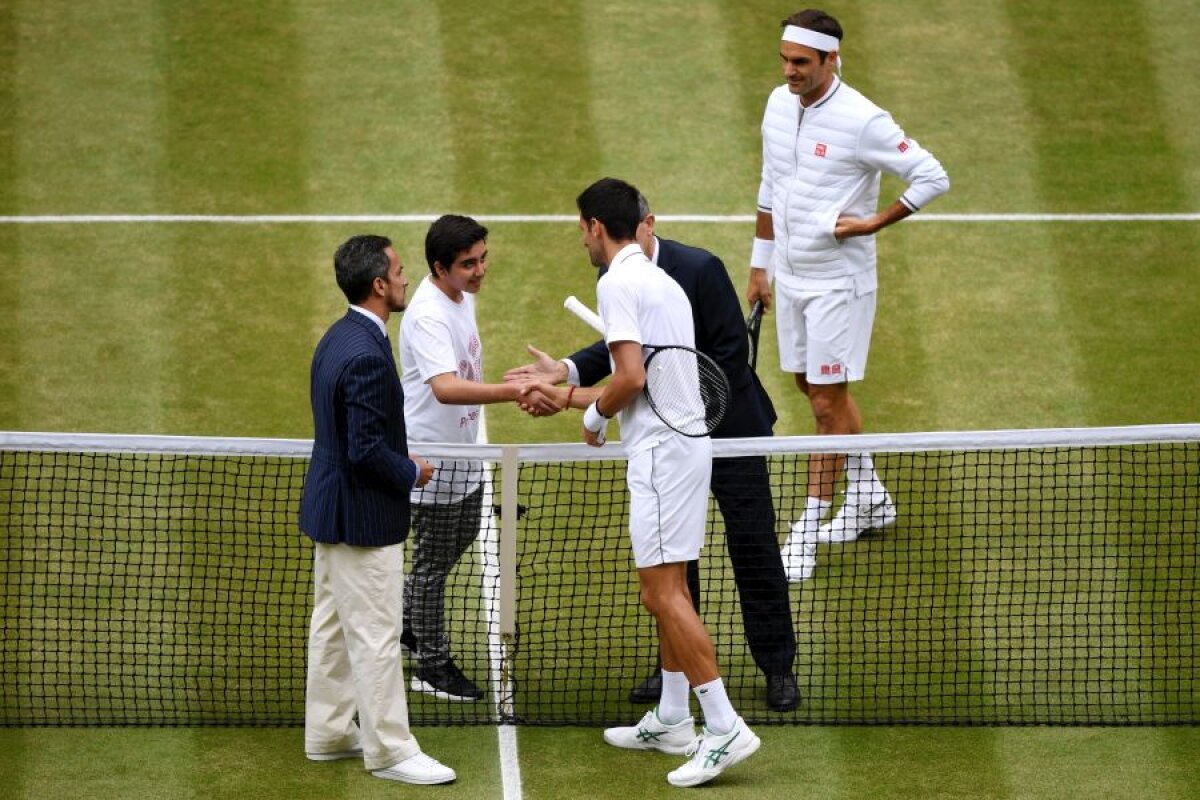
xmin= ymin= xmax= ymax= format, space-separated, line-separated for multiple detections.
xmin=570 ymin=237 xmax=777 ymax=439
xmin=299 ymin=309 xmax=418 ymax=547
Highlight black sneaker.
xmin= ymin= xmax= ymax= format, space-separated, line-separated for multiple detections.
xmin=411 ymin=660 xmax=484 ymax=702
xmin=766 ymin=672 xmax=800 ymax=712
xmin=628 ymin=669 xmax=663 ymax=704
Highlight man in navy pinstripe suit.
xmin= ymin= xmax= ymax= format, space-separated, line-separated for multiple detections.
xmin=299 ymin=234 xmax=455 ymax=785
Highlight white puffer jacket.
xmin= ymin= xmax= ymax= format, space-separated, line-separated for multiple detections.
xmin=758 ymin=77 xmax=949 ymax=283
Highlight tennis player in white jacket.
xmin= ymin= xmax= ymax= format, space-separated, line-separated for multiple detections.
xmin=745 ymin=8 xmax=949 ymax=582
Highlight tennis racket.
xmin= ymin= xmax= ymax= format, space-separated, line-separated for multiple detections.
xmin=746 ymin=299 xmax=764 ymax=371
xmin=564 ymin=296 xmax=730 ymax=437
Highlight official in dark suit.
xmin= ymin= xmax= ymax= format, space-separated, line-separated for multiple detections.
xmin=300 ymin=234 xmax=455 ymax=785
xmin=507 ymin=200 xmax=799 ymax=712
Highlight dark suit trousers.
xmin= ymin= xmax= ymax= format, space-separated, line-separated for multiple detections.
xmin=686 ymin=454 xmax=795 ymax=677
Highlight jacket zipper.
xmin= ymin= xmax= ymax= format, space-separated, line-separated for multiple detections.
xmin=780 ymin=97 xmax=806 ymax=268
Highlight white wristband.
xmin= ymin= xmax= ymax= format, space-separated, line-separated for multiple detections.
xmin=750 ymin=237 xmax=775 ymax=269
xmin=583 ymin=401 xmax=610 ymax=436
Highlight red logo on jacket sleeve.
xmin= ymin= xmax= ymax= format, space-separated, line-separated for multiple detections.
xmin=897 ymin=139 xmax=910 ymax=153
xmin=815 ymin=143 xmax=827 ymax=157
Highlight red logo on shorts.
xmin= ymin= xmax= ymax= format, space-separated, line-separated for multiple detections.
xmin=815 ymin=143 xmax=827 ymax=157
xmin=897 ymin=139 xmax=910 ymax=153
xmin=820 ymin=364 xmax=843 ymax=376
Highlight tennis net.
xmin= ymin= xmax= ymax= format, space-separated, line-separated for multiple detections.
xmin=1 ymin=425 xmax=1196 ymax=726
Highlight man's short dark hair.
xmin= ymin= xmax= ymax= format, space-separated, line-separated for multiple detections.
xmin=782 ymin=9 xmax=843 ymax=62
xmin=334 ymin=234 xmax=392 ymax=304
xmin=576 ymin=177 xmax=641 ymax=241
xmin=425 ymin=214 xmax=488 ymax=276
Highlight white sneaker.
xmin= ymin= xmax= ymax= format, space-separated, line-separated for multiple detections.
xmin=371 ymin=752 xmax=456 ymax=784
xmin=305 ymin=744 xmax=362 ymax=761
xmin=816 ymin=494 xmax=897 ymax=543
xmin=666 ymin=716 xmax=761 ymax=788
xmin=603 ymin=708 xmax=696 ymax=755
xmin=780 ymin=522 xmax=817 ymax=583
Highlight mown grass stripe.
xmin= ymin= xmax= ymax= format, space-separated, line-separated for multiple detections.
xmin=296 ymin=3 xmax=455 ymax=216
xmin=1145 ymin=0 xmax=1200 ymax=210
xmin=0 ymin=1 xmax=18 ymax=429
xmin=1001 ymin=0 xmax=1200 ymax=420
xmin=10 ymin=1 xmax=173 ymax=431
xmin=1004 ymin=1 xmax=1191 ymax=213
xmin=434 ymin=1 xmax=602 ymax=215
xmin=996 ymin=0 xmax=1198 ymax=781
xmin=580 ymin=2 xmax=757 ymax=209
xmin=159 ymin=4 xmax=316 ymax=438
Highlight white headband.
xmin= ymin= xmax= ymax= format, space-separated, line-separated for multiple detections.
xmin=782 ymin=25 xmax=840 ymax=52
xmin=782 ymin=25 xmax=843 ymax=73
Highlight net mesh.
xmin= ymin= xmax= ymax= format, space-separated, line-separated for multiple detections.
xmin=1 ymin=428 xmax=1196 ymax=727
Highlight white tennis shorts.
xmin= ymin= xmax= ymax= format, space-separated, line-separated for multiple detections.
xmin=626 ymin=435 xmax=712 ymax=568
xmin=775 ymin=277 xmax=877 ymax=383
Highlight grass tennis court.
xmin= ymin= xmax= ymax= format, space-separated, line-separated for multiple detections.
xmin=2 ymin=0 xmax=1199 ymax=797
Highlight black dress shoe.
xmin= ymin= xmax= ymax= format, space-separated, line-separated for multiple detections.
xmin=766 ymin=672 xmax=800 ymax=712
xmin=628 ymin=670 xmax=663 ymax=704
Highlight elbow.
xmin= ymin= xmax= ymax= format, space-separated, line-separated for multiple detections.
xmin=347 ymin=440 xmax=379 ymax=468
xmin=429 ymin=380 xmax=455 ymax=405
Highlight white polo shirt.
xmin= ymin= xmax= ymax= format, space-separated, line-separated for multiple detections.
xmin=596 ymin=243 xmax=697 ymax=456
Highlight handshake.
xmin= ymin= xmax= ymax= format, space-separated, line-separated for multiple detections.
xmin=504 ymin=344 xmax=573 ymax=418
xmin=503 ymin=344 xmax=611 ymax=448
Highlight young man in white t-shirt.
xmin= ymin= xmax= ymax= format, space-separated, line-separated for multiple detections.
xmin=398 ymin=214 xmax=556 ymax=701
xmin=539 ymin=179 xmax=760 ymax=788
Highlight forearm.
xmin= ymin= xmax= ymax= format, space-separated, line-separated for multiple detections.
xmin=595 ymin=368 xmax=642 ymax=417
xmin=871 ymin=199 xmax=914 ymax=233
xmin=755 ymin=209 xmax=773 ymax=240
xmin=429 ymin=373 xmax=521 ymax=405
xmin=836 ymin=199 xmax=915 ymax=241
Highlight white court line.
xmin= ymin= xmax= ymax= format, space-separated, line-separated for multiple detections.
xmin=476 ymin=409 xmax=523 ymax=800
xmin=0 ymin=213 xmax=1198 ymax=224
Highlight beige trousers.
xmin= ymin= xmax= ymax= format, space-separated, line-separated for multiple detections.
xmin=304 ymin=541 xmax=421 ymax=771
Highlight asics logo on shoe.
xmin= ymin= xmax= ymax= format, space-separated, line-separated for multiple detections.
xmin=703 ymin=731 xmax=739 ymax=768
xmin=636 ymin=727 xmax=665 ymax=743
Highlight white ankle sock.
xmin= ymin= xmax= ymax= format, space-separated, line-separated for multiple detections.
xmin=845 ymin=453 xmax=887 ymax=500
xmin=693 ymin=678 xmax=737 ymax=735
xmin=657 ymin=670 xmax=691 ymax=725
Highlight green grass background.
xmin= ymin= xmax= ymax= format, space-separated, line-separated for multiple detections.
xmin=1 ymin=0 xmax=1199 ymax=797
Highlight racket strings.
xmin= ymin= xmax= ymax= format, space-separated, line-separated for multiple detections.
xmin=643 ymin=347 xmax=730 ymax=436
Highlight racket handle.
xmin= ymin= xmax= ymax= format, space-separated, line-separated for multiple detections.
xmin=564 ymin=295 xmax=605 ymax=335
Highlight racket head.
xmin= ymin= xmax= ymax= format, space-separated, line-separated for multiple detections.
xmin=746 ymin=300 xmax=764 ymax=370
xmin=641 ymin=345 xmax=731 ymax=437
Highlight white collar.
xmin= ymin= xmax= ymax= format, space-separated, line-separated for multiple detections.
xmin=610 ymin=242 xmax=645 ymax=268
xmin=800 ymin=75 xmax=841 ymax=110
xmin=349 ymin=305 xmax=388 ymax=339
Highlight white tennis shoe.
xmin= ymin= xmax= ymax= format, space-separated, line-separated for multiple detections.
xmin=816 ymin=494 xmax=897 ymax=543
xmin=780 ymin=523 xmax=818 ymax=583
xmin=371 ymin=752 xmax=456 ymax=784
xmin=666 ymin=716 xmax=761 ymax=788
xmin=305 ymin=744 xmax=362 ymax=761
xmin=603 ymin=708 xmax=696 ymax=755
